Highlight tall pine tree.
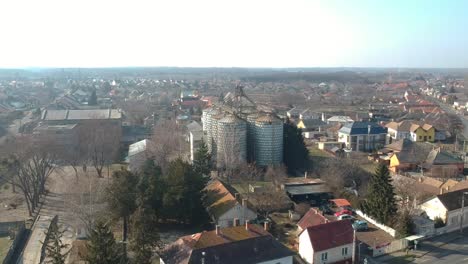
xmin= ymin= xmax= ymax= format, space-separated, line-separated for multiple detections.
xmin=192 ymin=141 xmax=211 ymax=177
xmin=88 ymin=90 xmax=98 ymax=105
xmin=138 ymin=159 xmax=165 ymax=217
xmin=43 ymin=220 xmax=69 ymax=264
xmin=130 ymin=206 xmax=160 ymax=264
xmin=86 ymin=220 xmax=127 ymax=264
xmin=283 ymin=118 xmax=310 ymax=175
xmin=362 ymin=164 xmax=397 ymax=225
xmin=106 ymin=169 xmax=138 ymax=242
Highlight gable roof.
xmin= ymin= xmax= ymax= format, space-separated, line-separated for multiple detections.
xmin=186 ymin=121 xmax=203 ymax=132
xmin=160 ymin=225 xmax=293 ymax=264
xmin=204 ymin=179 xmax=255 ymax=219
xmin=436 ymin=188 xmax=468 ymax=211
xmin=297 ymin=208 xmax=329 ymax=230
xmin=41 ymin=109 xmax=122 ymax=121
xmin=300 ymin=119 xmax=327 ymax=129
xmin=339 ymin=122 xmax=387 ymax=135
xmin=303 ymin=220 xmax=354 ymax=252
xmin=425 ymin=149 xmax=463 ymax=165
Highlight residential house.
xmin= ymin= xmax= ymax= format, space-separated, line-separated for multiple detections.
xmin=386 ymin=121 xmax=435 ymax=143
xmin=419 ymin=188 xmax=468 ymax=232
xmin=160 ymin=224 xmax=294 ymax=264
xmin=297 ymin=208 xmax=330 ymax=232
xmin=299 ymin=220 xmax=353 ymax=264
xmin=297 ymin=119 xmax=329 ymax=139
xmin=204 ymin=179 xmax=257 ymax=228
xmin=410 ymin=123 xmax=435 ymax=142
xmin=327 ymin=116 xmax=354 ymax=125
xmin=385 ymin=120 xmax=413 ymax=141
xmin=384 ymin=139 xmax=463 ymax=176
xmin=338 ymin=122 xmax=387 ymax=152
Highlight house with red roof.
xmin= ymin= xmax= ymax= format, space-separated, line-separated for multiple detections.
xmin=160 ymin=223 xmax=294 ymax=264
xmin=297 ymin=208 xmax=330 ymax=232
xmin=299 ymin=220 xmax=354 ymax=264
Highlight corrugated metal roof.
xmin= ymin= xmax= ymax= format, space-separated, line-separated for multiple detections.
xmin=42 ymin=109 xmax=122 ymax=120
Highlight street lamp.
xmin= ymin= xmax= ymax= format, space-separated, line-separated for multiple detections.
xmin=460 ymin=191 xmax=468 ymax=235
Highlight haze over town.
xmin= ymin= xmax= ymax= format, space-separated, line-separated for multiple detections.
xmin=0 ymin=1 xmax=468 ymax=264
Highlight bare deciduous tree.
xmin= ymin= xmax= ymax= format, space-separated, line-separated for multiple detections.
xmin=1 ymin=136 xmax=57 ymax=216
xmin=148 ymin=120 xmax=185 ymax=172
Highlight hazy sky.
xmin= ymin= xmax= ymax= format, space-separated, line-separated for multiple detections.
xmin=0 ymin=0 xmax=467 ymax=68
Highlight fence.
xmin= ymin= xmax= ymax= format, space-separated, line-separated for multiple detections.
xmin=356 ymin=210 xmax=396 ymax=237
xmin=2 ymin=222 xmax=26 ymax=264
xmin=372 ymin=238 xmax=408 ymax=257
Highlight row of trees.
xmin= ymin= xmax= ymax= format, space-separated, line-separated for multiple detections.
xmin=102 ymin=144 xmax=211 ymax=263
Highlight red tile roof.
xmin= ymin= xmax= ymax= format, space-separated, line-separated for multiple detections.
xmin=330 ymin=199 xmax=351 ymax=207
xmin=304 ymin=220 xmax=354 ymax=252
xmin=297 ymin=208 xmax=329 ymax=230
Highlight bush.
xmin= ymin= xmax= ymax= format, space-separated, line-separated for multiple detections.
xmin=434 ymin=217 xmax=445 ymax=228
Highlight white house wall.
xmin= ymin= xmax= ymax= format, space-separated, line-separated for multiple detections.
xmin=299 ymin=230 xmax=314 ymax=264
xmin=313 ymin=243 xmax=353 ymax=264
xmin=217 ymin=204 xmax=257 ymax=228
xmin=420 ymin=197 xmax=448 ymax=222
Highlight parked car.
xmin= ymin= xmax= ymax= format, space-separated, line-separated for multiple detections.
xmin=352 ymin=220 xmax=368 ymax=231
xmin=335 ymin=210 xmax=353 ymax=217
xmin=338 ymin=214 xmax=354 ymax=221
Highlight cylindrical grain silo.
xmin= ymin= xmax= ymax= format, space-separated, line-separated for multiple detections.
xmin=246 ymin=112 xmax=261 ymax=162
xmin=254 ymin=114 xmax=283 ymax=166
xmin=209 ymin=111 xmax=224 ymax=157
xmin=216 ymin=114 xmax=247 ymax=168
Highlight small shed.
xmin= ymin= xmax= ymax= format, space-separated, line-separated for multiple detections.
xmin=330 ymin=199 xmax=351 ymax=208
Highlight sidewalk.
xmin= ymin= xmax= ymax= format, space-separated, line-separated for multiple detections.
xmin=373 ymin=231 xmax=465 ymax=263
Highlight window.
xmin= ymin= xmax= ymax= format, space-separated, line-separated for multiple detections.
xmin=342 ymin=247 xmax=348 ymax=256
xmin=429 ymin=136 xmax=432 ymax=139
xmin=419 ymin=136 xmax=422 ymax=140
xmin=321 ymin=252 xmax=328 ymax=261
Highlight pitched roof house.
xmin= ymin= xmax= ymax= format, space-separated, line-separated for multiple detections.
xmin=299 ymin=220 xmax=354 ymax=264
xmin=338 ymin=122 xmax=387 ymax=152
xmin=297 ymin=208 xmax=330 ymax=232
xmin=160 ymin=224 xmax=294 ymax=264
xmin=204 ymin=179 xmax=257 ymax=228
xmin=385 ymin=139 xmax=463 ymax=176
xmin=419 ymin=188 xmax=468 ymax=232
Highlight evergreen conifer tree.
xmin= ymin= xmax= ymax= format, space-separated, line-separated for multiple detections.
xmin=86 ymin=220 xmax=126 ymax=264
xmin=192 ymin=141 xmax=211 ymax=177
xmin=130 ymin=206 xmax=160 ymax=264
xmin=283 ymin=118 xmax=310 ymax=174
xmin=43 ymin=220 xmax=69 ymax=264
xmin=362 ymin=164 xmax=397 ymax=225
xmin=88 ymin=90 xmax=98 ymax=105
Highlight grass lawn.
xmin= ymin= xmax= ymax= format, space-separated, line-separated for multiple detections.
xmin=384 ymin=254 xmax=416 ymax=264
xmin=0 ymin=236 xmax=12 ymax=263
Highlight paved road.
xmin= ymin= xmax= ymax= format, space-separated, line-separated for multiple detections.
xmin=375 ymin=231 xmax=468 ymax=264
xmin=426 ymin=96 xmax=468 ymax=140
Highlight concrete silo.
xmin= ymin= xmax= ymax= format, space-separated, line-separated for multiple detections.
xmin=246 ymin=112 xmax=261 ymax=162
xmin=254 ymin=114 xmax=283 ymax=166
xmin=216 ymin=115 xmax=247 ymax=168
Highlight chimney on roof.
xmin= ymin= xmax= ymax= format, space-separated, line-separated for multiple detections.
xmin=242 ymin=198 xmax=247 ymax=207
xmin=233 ymin=218 xmax=239 ymax=226
xmin=304 ymin=171 xmax=308 ymax=179
xmin=368 ymin=124 xmax=372 ymax=135
xmin=418 ymin=177 xmax=423 ymax=183
xmin=245 ymin=220 xmax=250 ymax=231
xmin=264 ymin=221 xmax=269 ymax=231
xmin=215 ymin=225 xmax=220 ymax=236
xmin=440 ymin=188 xmax=444 ymax=195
